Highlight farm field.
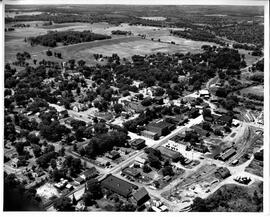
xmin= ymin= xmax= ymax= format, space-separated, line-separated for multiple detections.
xmin=5 ymin=21 xmax=218 ymax=65
xmin=240 ymin=85 xmax=264 ymax=97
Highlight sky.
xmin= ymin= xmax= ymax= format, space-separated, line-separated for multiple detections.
xmin=3 ymin=0 xmax=269 ymax=5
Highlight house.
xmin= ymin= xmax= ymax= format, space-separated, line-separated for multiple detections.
xmin=80 ymin=167 xmax=98 ymax=180
xmin=134 ymin=156 xmax=146 ymax=167
xmin=130 ymin=138 xmax=146 ymax=150
xmin=11 ymin=158 xmax=19 ymax=168
xmin=106 ymin=150 xmax=120 ymax=160
xmin=157 ymin=146 xmax=182 ymax=162
xmin=59 ymin=110 xmax=69 ymax=119
xmin=146 ymin=119 xmax=175 ymax=137
xmin=141 ymin=130 xmax=159 ymax=140
xmin=132 ymin=187 xmax=150 ymax=206
xmin=215 ymin=167 xmax=231 ymax=179
xmin=199 ymin=90 xmax=210 ymax=99
xmin=219 ymin=148 xmax=236 ymax=161
xmin=163 ymin=175 xmax=171 ymax=182
xmin=154 ymin=97 xmax=164 ymax=105
xmin=203 ymin=115 xmax=214 ymax=122
xmin=122 ymin=167 xmax=141 ymax=178
xmin=101 ymin=174 xmax=138 ymax=198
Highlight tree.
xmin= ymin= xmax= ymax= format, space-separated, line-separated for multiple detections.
xmin=113 ymin=103 xmax=123 ymax=114
xmin=142 ymin=164 xmax=152 ymax=173
xmin=191 ymin=197 xmax=208 ymax=212
xmin=202 ymin=108 xmax=212 ymax=119
xmin=46 ymin=50 xmax=52 ymax=56
xmin=53 ymin=197 xmax=74 ymax=211
xmin=32 ymin=144 xmax=42 ymax=158
xmin=202 ymin=122 xmax=212 ymax=131
xmin=162 ymin=165 xmax=174 ymax=176
xmin=83 ymin=192 xmax=95 ymax=206
xmin=50 ymin=159 xmax=57 ymax=169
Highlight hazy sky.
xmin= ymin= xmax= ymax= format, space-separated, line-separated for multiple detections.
xmin=4 ymin=0 xmax=268 ymax=5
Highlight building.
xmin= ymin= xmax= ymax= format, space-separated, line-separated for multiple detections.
xmin=130 ymin=138 xmax=146 ymax=150
xmin=165 ymin=115 xmax=188 ymax=126
xmin=101 ymin=174 xmax=138 ymax=198
xmin=215 ymin=167 xmax=231 ymax=179
xmin=157 ymin=146 xmax=182 ymax=162
xmin=132 ymin=187 xmax=150 ymax=206
xmin=122 ymin=167 xmax=141 ymax=178
xmin=80 ymin=167 xmax=98 ymax=180
xmin=74 ymin=176 xmax=85 ymax=185
xmin=58 ymin=110 xmax=69 ymax=119
xmin=146 ymin=120 xmax=175 ymax=137
xmin=199 ymin=89 xmax=210 ymax=99
xmin=216 ymin=115 xmax=233 ymax=126
xmin=106 ymin=150 xmax=120 ymax=160
xmin=11 ymin=158 xmax=19 ymax=168
xmin=219 ymin=148 xmax=236 ymax=161
xmin=141 ymin=130 xmax=159 ymax=140
xmin=134 ymin=156 xmax=146 ymax=167
xmin=192 ymin=143 xmax=208 ymax=153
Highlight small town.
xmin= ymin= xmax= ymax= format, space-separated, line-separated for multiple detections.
xmin=3 ymin=2 xmax=266 ymax=212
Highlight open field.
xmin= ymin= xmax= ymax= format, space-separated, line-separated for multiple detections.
xmin=240 ymin=85 xmax=264 ymax=97
xmin=140 ymin=16 xmax=167 ymax=21
xmin=5 ymin=21 xmax=218 ymax=65
xmin=238 ymin=48 xmax=262 ymax=67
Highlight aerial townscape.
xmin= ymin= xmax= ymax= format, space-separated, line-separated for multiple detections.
xmin=3 ymin=2 xmax=265 ymax=212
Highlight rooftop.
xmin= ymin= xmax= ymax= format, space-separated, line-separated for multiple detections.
xmin=101 ymin=174 xmax=137 ymax=198
xmin=148 ymin=119 xmax=174 ymax=130
xmin=133 ymin=187 xmax=149 ymax=202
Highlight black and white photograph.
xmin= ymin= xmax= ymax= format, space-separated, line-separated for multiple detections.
xmin=1 ymin=0 xmax=269 ymax=213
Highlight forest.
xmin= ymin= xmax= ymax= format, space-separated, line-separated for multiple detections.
xmin=29 ymin=31 xmax=111 ymax=47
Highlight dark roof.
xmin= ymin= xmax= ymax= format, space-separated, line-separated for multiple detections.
xmin=130 ymin=138 xmax=145 ymax=146
xmin=101 ymin=174 xmax=137 ymax=198
xmin=169 ymin=134 xmax=185 ymax=144
xmin=217 ymin=115 xmax=233 ymax=123
xmin=157 ymin=146 xmax=181 ymax=160
xmin=110 ymin=150 xmax=120 ymax=157
xmin=220 ymin=148 xmax=236 ymax=160
xmin=133 ymin=187 xmax=149 ymax=202
xmin=122 ymin=167 xmax=140 ymax=177
xmin=148 ymin=120 xmax=174 ymax=130
xmin=82 ymin=167 xmax=98 ymax=178
xmin=74 ymin=176 xmax=84 ymax=183
xmin=216 ymin=167 xmax=231 ymax=178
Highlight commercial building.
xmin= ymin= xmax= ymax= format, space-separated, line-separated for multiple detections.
xmin=134 ymin=156 xmax=146 ymax=167
xmin=101 ymin=174 xmax=138 ymax=198
xmin=141 ymin=130 xmax=159 ymax=140
xmin=157 ymin=146 xmax=182 ymax=162
xmin=215 ymin=167 xmax=231 ymax=179
xmin=216 ymin=115 xmax=233 ymax=126
xmin=130 ymin=138 xmax=146 ymax=150
xmin=80 ymin=167 xmax=98 ymax=180
xmin=146 ymin=119 xmax=175 ymax=137
xmin=122 ymin=167 xmax=141 ymax=178
xmin=106 ymin=150 xmax=120 ymax=160
xmin=219 ymin=148 xmax=236 ymax=161
xmin=132 ymin=187 xmax=150 ymax=206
